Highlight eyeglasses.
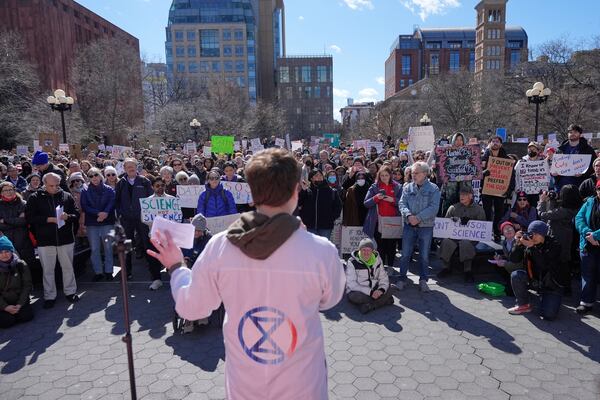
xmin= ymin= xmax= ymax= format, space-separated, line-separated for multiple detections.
xmin=517 ymin=198 xmax=528 ymax=201
xmin=105 ymin=173 xmax=116 ymax=177
xmin=1 ymin=188 xmax=15 ymax=193
xmin=88 ymin=174 xmax=99 ymax=178
xmin=173 ymin=163 xmax=182 ymax=167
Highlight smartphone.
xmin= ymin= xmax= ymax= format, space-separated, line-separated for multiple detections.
xmin=378 ymin=189 xmax=386 ymax=196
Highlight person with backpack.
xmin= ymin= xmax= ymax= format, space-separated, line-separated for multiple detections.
xmin=196 ymin=170 xmax=237 ymax=218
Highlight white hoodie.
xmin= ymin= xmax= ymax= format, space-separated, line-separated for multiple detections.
xmin=170 ymin=229 xmax=346 ymax=400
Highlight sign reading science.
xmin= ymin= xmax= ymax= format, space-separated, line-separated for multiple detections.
xmin=139 ymin=197 xmax=182 ymax=223
xmin=433 ymin=218 xmax=493 ymax=242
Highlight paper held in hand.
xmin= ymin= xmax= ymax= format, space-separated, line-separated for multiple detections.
xmin=150 ymin=217 xmax=195 ymax=249
xmin=56 ymin=206 xmax=65 ymax=228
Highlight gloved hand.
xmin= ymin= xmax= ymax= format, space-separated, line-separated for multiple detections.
xmin=482 ymin=169 xmax=490 ymax=177
xmin=460 ymin=217 xmax=470 ymax=226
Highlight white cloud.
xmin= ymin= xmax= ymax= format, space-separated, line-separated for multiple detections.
xmin=298 ymin=16 xmax=304 ymax=21
xmin=333 ymin=88 xmax=351 ymax=98
xmin=358 ymin=87 xmax=379 ymax=98
xmin=329 ymin=45 xmax=342 ymax=54
xmin=342 ymin=0 xmax=374 ymax=11
xmin=402 ymin=0 xmax=461 ymax=21
xmin=376 ymin=76 xmax=385 ymax=85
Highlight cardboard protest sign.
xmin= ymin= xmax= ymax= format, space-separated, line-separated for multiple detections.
xmin=211 ymin=136 xmax=234 ymax=154
xmin=481 ymin=157 xmax=515 ymax=197
xmin=408 ymin=125 xmax=435 ymax=152
xmin=435 ymin=145 xmax=482 ymax=184
xmin=274 ymin=138 xmax=285 ymax=148
xmin=206 ymin=213 xmax=241 ymax=234
xmin=69 ymin=144 xmax=82 ymax=160
xmin=353 ymin=140 xmax=369 ymax=151
xmin=379 ymin=217 xmax=403 ymax=239
xmin=550 ymin=154 xmax=592 ymax=176
xmin=111 ymin=145 xmax=132 ymax=159
xmin=59 ymin=143 xmax=69 ymax=153
xmin=139 ymin=196 xmax=182 ymax=223
xmin=341 ymin=226 xmax=369 ymax=254
xmin=39 ymin=133 xmax=60 ymax=152
xmin=433 ymin=218 xmax=493 ymax=242
xmin=87 ymin=143 xmax=99 ymax=152
xmin=515 ymin=160 xmax=550 ymax=194
xmin=250 ymin=137 xmax=262 ymax=149
xmin=177 ymin=183 xmax=253 ymax=208
xmin=17 ymin=145 xmax=28 ymax=155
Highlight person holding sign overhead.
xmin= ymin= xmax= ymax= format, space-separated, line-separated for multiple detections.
xmin=554 ymin=124 xmax=596 ymax=191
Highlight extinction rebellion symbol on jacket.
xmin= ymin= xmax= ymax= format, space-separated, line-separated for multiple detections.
xmin=238 ymin=306 xmax=298 ymax=365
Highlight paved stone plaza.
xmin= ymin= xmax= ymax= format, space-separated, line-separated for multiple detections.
xmin=1 ymin=269 xmax=599 ymax=400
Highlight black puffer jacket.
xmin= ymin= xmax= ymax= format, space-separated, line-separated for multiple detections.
xmin=0 ymin=197 xmax=30 ymax=253
xmin=0 ymin=257 xmax=32 ymax=309
xmin=525 ymin=235 xmax=569 ymax=291
xmin=24 ymin=189 xmax=79 ymax=247
xmin=298 ymin=184 xmax=342 ymax=230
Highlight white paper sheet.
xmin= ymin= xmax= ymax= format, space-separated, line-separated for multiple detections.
xmin=150 ymin=217 xmax=195 ymax=249
xmin=56 ymin=206 xmax=65 ymax=228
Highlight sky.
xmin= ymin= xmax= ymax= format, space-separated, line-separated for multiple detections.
xmin=77 ymin=0 xmax=600 ymax=120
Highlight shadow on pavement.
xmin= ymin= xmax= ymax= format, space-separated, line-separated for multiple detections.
xmin=323 ymin=298 xmax=404 ymax=333
xmin=164 ymin=327 xmax=225 ymax=372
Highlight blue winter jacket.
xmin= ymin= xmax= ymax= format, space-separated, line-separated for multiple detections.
xmin=80 ymin=183 xmax=116 ymax=226
xmin=7 ymin=176 xmax=27 ymax=193
xmin=196 ymin=183 xmax=237 ymax=218
xmin=575 ymin=196 xmax=600 ymax=251
xmin=363 ymin=182 xmax=402 ymax=238
xmin=398 ymin=179 xmax=441 ymax=228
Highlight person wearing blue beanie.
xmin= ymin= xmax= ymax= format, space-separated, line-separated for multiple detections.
xmin=31 ymin=151 xmax=69 ymax=192
xmin=0 ymin=236 xmax=15 ymax=253
xmin=31 ymin=151 xmax=49 ymax=167
xmin=0 ymin=235 xmax=34 ymax=328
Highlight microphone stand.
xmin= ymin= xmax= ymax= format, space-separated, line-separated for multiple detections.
xmin=106 ymin=223 xmax=137 ymax=400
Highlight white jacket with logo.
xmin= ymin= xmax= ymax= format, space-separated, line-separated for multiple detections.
xmin=170 ymin=229 xmax=346 ymax=400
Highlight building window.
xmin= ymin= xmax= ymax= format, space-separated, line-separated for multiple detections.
xmin=317 ymin=66 xmax=327 ymax=82
xmin=223 ymin=30 xmax=232 ymax=41
xmin=314 ymin=86 xmax=321 ymax=98
xmin=200 ymin=29 xmax=220 ymax=57
xmin=212 ymin=61 xmax=221 ymax=72
xmin=236 ymin=76 xmax=246 ymax=87
xmin=187 ymin=31 xmax=196 ymax=41
xmin=301 ymin=66 xmax=311 ymax=82
xmin=425 ymin=41 xmax=441 ymax=49
xmin=400 ymin=80 xmax=405 ymax=88
xmin=236 ymin=61 xmax=245 ymax=73
xmin=508 ymin=41 xmax=523 ymax=49
xmin=408 ymin=79 xmax=413 ymax=85
xmin=488 ymin=9 xmax=502 ymax=22
xmin=175 ymin=31 xmax=184 ymax=42
xmin=177 ymin=63 xmax=185 ymax=73
xmin=449 ymin=51 xmax=460 ymax=72
xmin=487 ymin=46 xmax=501 ymax=56
xmin=510 ymin=50 xmax=521 ymax=67
xmin=176 ymin=46 xmax=185 ymax=57
xmin=430 ymin=53 xmax=440 ymax=75
xmin=310 ymin=123 xmax=315 ymax=130
xmin=223 ymin=61 xmax=233 ymax=72
xmin=326 ymin=87 xmax=331 ymax=97
xmin=234 ymin=30 xmax=244 ymax=41
xmin=189 ymin=62 xmax=198 ymax=73
xmin=485 ymin=60 xmax=501 ymax=70
xmin=285 ymin=87 xmax=292 ymax=99
xmin=449 ymin=41 xmax=462 ymax=49
xmin=279 ymin=67 xmax=290 ymax=83
xmin=187 ymin=46 xmax=196 ymax=57
xmin=401 ymin=55 xmax=411 ymax=75
xmin=200 ymin=61 xmax=209 ymax=72
xmin=223 ymin=45 xmax=232 ymax=57
xmin=235 ymin=45 xmax=244 ymax=57
xmin=304 ymin=87 xmax=312 ymax=98
xmin=469 ymin=51 xmax=475 ymax=72
xmin=487 ymin=29 xmax=500 ymax=40
xmin=466 ymin=41 xmax=475 ymax=49
xmin=296 ymin=108 xmax=301 ymax=115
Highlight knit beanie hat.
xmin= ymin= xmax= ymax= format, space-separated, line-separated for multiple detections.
xmin=358 ymin=238 xmax=376 ymax=251
xmin=527 ymin=220 xmax=549 ymax=237
xmin=0 ymin=236 xmax=15 ymax=253
xmin=191 ymin=213 xmax=207 ymax=231
xmin=187 ymin=174 xmax=200 ymax=185
xmin=32 ymin=151 xmax=49 ymax=166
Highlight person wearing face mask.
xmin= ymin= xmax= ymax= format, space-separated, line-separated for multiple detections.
xmin=298 ymin=169 xmax=342 ymax=239
xmin=343 ymin=172 xmax=370 ymax=227
xmin=326 ymin=170 xmax=340 ymax=191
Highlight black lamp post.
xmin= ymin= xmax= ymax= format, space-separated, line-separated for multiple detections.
xmin=190 ymin=118 xmax=201 ymax=142
xmin=526 ymin=82 xmax=551 ymax=138
xmin=47 ymin=89 xmax=74 ymax=143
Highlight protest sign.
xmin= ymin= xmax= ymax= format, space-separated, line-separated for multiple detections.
xmin=536 ymin=135 xmax=544 ymax=144
xmin=548 ymin=133 xmax=557 ymax=142
xmin=250 ymin=137 xmax=262 ymax=149
xmin=69 ymin=144 xmax=82 ymax=160
xmin=177 ymin=182 xmax=253 ymax=207
xmin=481 ymin=157 xmax=515 ymax=197
xmin=550 ymin=154 xmax=592 ymax=176
xmin=369 ymin=141 xmax=384 ymax=154
xmin=98 ymin=144 xmax=106 ymax=151
xmin=206 ymin=213 xmax=241 ymax=234
xmin=234 ymin=141 xmax=241 ymax=151
xmin=434 ymin=218 xmax=493 ymax=242
xmin=39 ymin=132 xmax=60 ymax=152
xmin=472 ymin=179 xmax=482 ymax=205
xmin=309 ymin=144 xmax=319 ymax=154
xmin=379 ymin=217 xmax=403 ymax=239
xmin=203 ymin=146 xmax=212 ymax=157
xmin=275 ymin=138 xmax=285 ymax=148
xmin=515 ymin=160 xmax=550 ymax=194
xmin=59 ymin=144 xmax=69 ymax=153
xmin=211 ymin=136 xmax=234 ymax=154
xmin=468 ymin=138 xmax=479 ymax=145
xmin=106 ymin=146 xmax=114 ymax=153
xmin=496 ymin=128 xmax=507 ymax=142
xmin=323 ymin=133 xmax=340 ymax=148
xmin=17 ymin=145 xmax=28 ymax=155
xmin=435 ymin=145 xmax=482 ymax=184
xmin=150 ymin=217 xmax=194 ymax=249
xmin=291 ymin=141 xmax=303 ymax=152
xmin=514 ymin=138 xmax=529 ymax=143
xmin=111 ymin=145 xmax=132 ymax=159
xmin=583 ymin=132 xmax=594 ymax=141
xmin=353 ymin=140 xmax=369 ymax=151
xmin=285 ymin=134 xmax=291 ymax=150
xmin=408 ymin=125 xmax=435 ymax=152
xmin=139 ymin=196 xmax=182 ymax=223
xmin=184 ymin=142 xmax=197 ymax=155
xmin=33 ymin=140 xmax=41 ymax=152
xmin=341 ymin=226 xmax=369 ymax=254
xmin=115 ymin=161 xmax=124 ymax=176
xmin=87 ymin=143 xmax=99 ymax=152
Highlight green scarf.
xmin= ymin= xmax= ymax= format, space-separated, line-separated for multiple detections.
xmin=358 ymin=252 xmax=376 ymax=267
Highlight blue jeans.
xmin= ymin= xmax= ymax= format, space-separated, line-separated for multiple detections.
xmin=398 ymin=224 xmax=433 ymax=282
xmin=308 ymin=228 xmax=332 ymax=240
xmin=580 ymin=249 xmax=600 ymax=306
xmin=511 ymin=270 xmax=563 ymax=320
xmin=87 ymin=225 xmax=115 ymax=274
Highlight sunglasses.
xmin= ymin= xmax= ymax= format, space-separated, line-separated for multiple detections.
xmin=88 ymin=174 xmax=100 ymax=178
xmin=517 ymin=198 xmax=528 ymax=201
xmin=105 ymin=173 xmax=116 ymax=177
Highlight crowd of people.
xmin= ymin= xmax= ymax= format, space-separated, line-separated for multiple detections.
xmin=0 ymin=124 xmax=599 ymax=328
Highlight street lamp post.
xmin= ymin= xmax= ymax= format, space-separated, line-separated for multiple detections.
xmin=190 ymin=118 xmax=202 ymax=142
xmin=526 ymin=82 xmax=551 ymax=138
xmin=420 ymin=113 xmax=431 ymax=126
xmin=47 ymin=89 xmax=74 ymax=143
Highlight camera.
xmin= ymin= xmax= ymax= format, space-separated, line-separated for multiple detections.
xmin=548 ymin=190 xmax=557 ymax=200
xmin=521 ymin=233 xmax=531 ymax=240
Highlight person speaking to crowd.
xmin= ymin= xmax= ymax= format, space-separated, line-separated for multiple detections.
xmin=147 ymin=148 xmax=345 ymax=400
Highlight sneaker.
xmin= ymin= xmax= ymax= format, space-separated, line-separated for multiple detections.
xmin=105 ymin=273 xmax=114 ymax=281
xmin=66 ymin=294 xmax=80 ymax=303
xmin=575 ymin=305 xmax=593 ymax=315
xmin=436 ymin=268 xmax=452 ymax=279
xmin=149 ymin=280 xmax=163 ymax=290
xmin=508 ymin=304 xmax=532 ymax=315
xmin=464 ymin=272 xmax=475 ymax=283
xmin=92 ymin=274 xmax=104 ymax=282
xmin=182 ymin=320 xmax=195 ymax=334
xmin=419 ymin=281 xmax=431 ymax=292
xmin=43 ymin=299 xmax=56 ymax=309
xmin=359 ymin=303 xmax=374 ymax=314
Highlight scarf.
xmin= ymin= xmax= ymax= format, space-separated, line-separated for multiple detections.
xmin=0 ymin=254 xmax=19 ymax=273
xmin=358 ymin=252 xmax=376 ymax=267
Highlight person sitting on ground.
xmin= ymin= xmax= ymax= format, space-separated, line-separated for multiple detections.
xmin=493 ymin=222 xmax=524 ymax=297
xmin=183 ymin=213 xmax=213 ymax=267
xmin=499 ymin=191 xmax=538 ymax=232
xmin=507 ymin=221 xmax=569 ymax=320
xmin=0 ymin=236 xmax=33 ymax=329
xmin=437 ymin=184 xmax=486 ymax=283
xmin=345 ymin=238 xmax=394 ymax=314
